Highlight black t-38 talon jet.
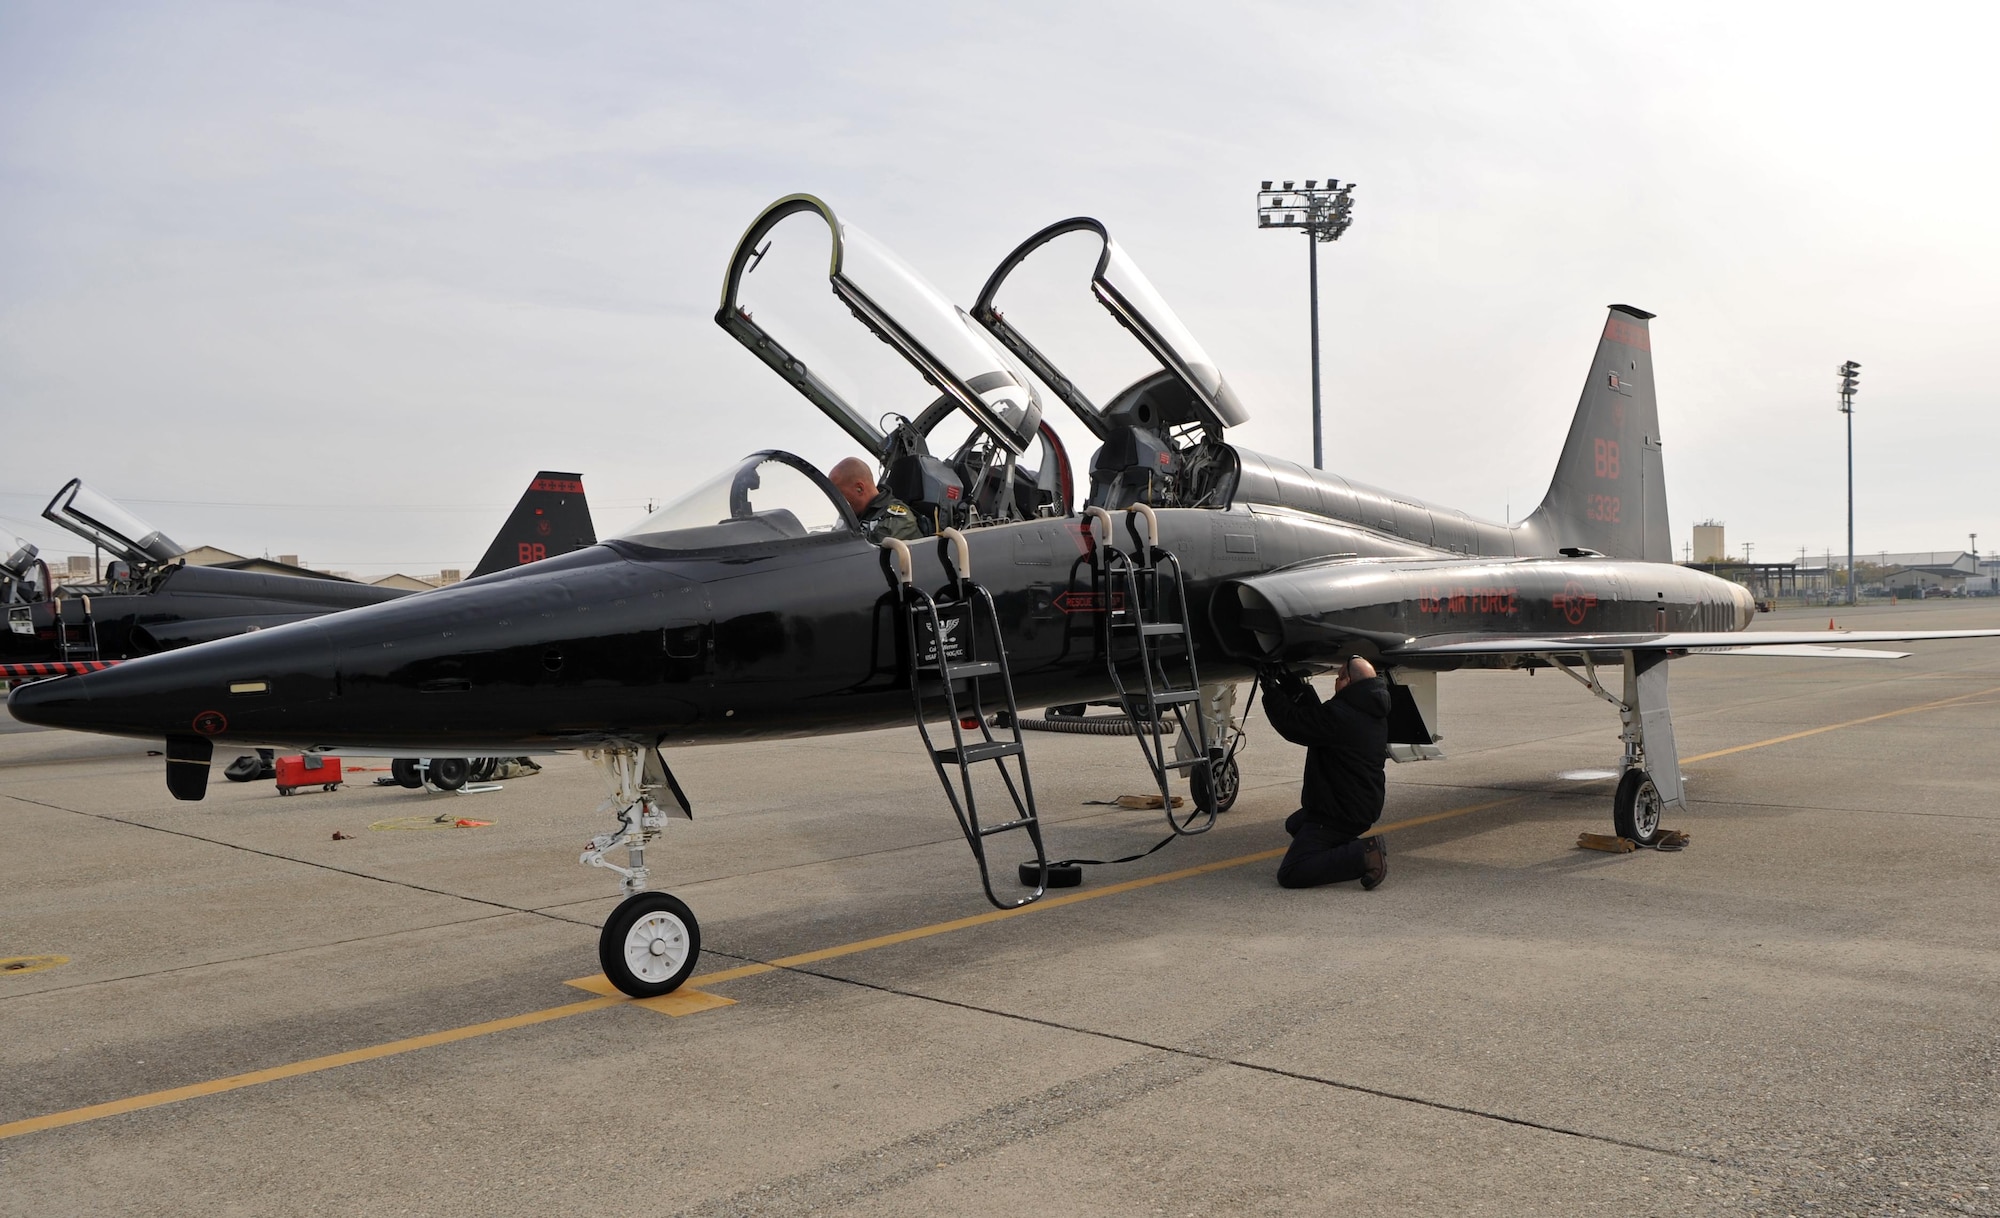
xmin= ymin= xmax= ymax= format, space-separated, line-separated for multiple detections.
xmin=2 ymin=472 xmax=597 ymax=674
xmin=11 ymin=194 xmax=1996 ymax=999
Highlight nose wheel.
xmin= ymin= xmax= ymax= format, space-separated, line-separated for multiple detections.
xmin=599 ymin=891 xmax=701 ymax=997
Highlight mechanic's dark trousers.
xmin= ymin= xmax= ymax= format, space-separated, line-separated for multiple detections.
xmin=1276 ymin=808 xmax=1373 ymax=889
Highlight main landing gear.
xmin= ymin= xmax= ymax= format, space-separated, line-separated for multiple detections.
xmin=1544 ymin=648 xmax=1684 ymax=847
xmin=580 ymin=744 xmax=700 ymax=997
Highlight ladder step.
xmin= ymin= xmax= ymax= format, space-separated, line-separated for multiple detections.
xmin=1163 ymin=757 xmax=1207 ymax=771
xmin=943 ymin=660 xmax=1002 ymax=679
xmin=1147 ymin=689 xmax=1202 ymax=707
xmin=934 ymin=740 xmax=1023 ymax=765
xmin=976 ymin=816 xmax=1038 ymax=837
xmin=1139 ymin=622 xmax=1184 ymax=637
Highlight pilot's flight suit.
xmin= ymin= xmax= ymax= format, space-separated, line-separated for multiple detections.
xmin=1260 ymin=672 xmax=1392 ymax=889
xmin=859 ymin=489 xmax=924 ymax=542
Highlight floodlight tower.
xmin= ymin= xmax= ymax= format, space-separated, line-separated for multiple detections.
xmin=1838 ymin=360 xmax=1861 ymax=605
xmin=1258 ymin=179 xmax=1357 ymax=469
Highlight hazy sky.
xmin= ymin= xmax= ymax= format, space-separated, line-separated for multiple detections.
xmin=4 ymin=1 xmax=1995 ymax=574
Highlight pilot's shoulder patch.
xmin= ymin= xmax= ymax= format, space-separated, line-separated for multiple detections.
xmin=885 ymin=503 xmax=912 ymax=517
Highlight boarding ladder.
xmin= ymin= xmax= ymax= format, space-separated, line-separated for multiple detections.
xmin=1086 ymin=504 xmax=1221 ymax=836
xmin=884 ymin=531 xmax=1051 ymax=909
xmin=52 ymin=595 xmax=100 ymax=662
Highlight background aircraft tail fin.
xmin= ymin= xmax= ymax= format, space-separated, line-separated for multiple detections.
xmin=469 ymin=472 xmax=597 ymax=579
xmin=1518 ymin=306 xmax=1672 ymax=562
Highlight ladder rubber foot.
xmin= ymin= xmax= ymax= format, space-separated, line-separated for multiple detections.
xmin=1018 ymin=860 xmax=1083 ymax=889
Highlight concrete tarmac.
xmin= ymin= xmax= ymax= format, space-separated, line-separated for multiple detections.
xmin=2 ymin=598 xmax=1997 ymax=1215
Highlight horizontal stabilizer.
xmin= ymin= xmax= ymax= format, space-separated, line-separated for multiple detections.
xmin=1388 ymin=628 xmax=2000 ymax=659
xmin=1685 ymin=644 xmax=1912 ymax=659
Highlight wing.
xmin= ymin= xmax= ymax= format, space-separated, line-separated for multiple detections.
xmin=1390 ymin=629 xmax=2000 ymax=659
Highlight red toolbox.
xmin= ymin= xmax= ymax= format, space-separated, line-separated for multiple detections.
xmin=275 ymin=754 xmax=342 ymax=795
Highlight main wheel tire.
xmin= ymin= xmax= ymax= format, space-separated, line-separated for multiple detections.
xmin=598 ymin=891 xmax=701 ymax=998
xmin=390 ymin=758 xmax=424 ymax=789
xmin=428 ymin=757 xmax=469 ymax=791
xmin=1613 ymin=768 xmax=1664 ymax=846
xmin=1189 ymin=755 xmax=1241 ymax=815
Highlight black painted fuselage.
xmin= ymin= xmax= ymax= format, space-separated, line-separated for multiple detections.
xmin=6 ymin=453 xmax=1754 ymax=755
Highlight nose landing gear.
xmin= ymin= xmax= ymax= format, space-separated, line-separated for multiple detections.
xmin=580 ymin=744 xmax=700 ymax=997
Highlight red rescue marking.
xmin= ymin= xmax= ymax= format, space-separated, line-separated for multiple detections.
xmin=1052 ymin=590 xmax=1127 ymax=614
xmin=191 ymin=710 xmax=228 ymax=736
xmin=945 ymin=486 xmax=961 ymax=501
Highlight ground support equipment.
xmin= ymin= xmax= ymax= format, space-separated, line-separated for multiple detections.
xmin=884 ymin=532 xmax=1052 ymax=909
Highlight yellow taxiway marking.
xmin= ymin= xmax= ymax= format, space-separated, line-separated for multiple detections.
xmin=15 ymin=683 xmax=1997 ymax=1143
xmin=1680 ymin=684 xmax=2000 ymax=765
xmin=563 ymin=975 xmax=736 ymax=1015
xmin=0 ymin=997 xmax=622 ymax=1141
xmin=1 ymin=955 xmax=70 ymax=977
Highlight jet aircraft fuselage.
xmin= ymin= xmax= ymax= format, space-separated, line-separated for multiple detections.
xmin=4 ymin=453 xmax=1754 ymax=755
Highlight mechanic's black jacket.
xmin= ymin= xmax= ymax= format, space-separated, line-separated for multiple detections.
xmin=1260 ymin=674 xmax=1392 ymax=837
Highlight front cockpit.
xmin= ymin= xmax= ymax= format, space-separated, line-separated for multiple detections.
xmin=615 ymin=452 xmax=861 ymax=552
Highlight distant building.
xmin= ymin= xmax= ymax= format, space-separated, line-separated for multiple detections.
xmin=181 ymin=546 xmax=352 ymax=582
xmin=1883 ymin=566 xmax=1965 ymax=594
xmin=1692 ymin=521 xmax=1726 ymax=563
xmin=436 ymin=569 xmax=462 ymax=585
xmin=369 ymin=573 xmax=438 ymax=592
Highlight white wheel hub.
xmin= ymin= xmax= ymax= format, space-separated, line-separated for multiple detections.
xmin=1633 ymin=781 xmax=1662 ymax=837
xmin=624 ymin=910 xmax=690 ymax=983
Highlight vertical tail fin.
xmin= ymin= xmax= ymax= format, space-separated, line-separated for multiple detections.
xmin=1519 ymin=306 xmax=1671 ymax=561
xmin=469 ymin=472 xmax=597 ymax=579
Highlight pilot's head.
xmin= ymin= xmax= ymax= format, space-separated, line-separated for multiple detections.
xmin=828 ymin=457 xmax=879 ymax=517
xmin=1334 ymin=656 xmax=1376 ymax=693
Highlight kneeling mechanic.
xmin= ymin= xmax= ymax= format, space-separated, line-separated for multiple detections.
xmin=1258 ymin=656 xmax=1391 ymax=890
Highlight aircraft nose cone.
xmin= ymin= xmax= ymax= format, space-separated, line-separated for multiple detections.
xmin=5 ymin=673 xmax=89 ymax=729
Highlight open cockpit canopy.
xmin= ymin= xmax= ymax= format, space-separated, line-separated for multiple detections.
xmin=43 ymin=479 xmax=185 ymax=566
xmin=717 ymin=195 xmax=1042 ymax=460
xmin=615 ymin=452 xmax=859 ymax=553
xmin=973 ymin=218 xmax=1250 ymax=441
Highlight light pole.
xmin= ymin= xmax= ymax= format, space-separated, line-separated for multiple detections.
xmin=1838 ymin=360 xmax=1861 ymax=605
xmin=1257 ymin=179 xmax=1357 ymax=469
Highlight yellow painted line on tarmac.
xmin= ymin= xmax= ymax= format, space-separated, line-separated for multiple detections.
xmin=18 ymin=681 xmax=1992 ymax=1144
xmin=1681 ymin=683 xmax=2000 ymax=765
xmin=0 ymin=997 xmax=622 ymax=1142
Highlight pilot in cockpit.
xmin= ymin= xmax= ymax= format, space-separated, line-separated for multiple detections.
xmin=829 ymin=457 xmax=923 ymax=543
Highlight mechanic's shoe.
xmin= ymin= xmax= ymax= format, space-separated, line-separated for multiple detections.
xmin=1359 ymin=836 xmax=1388 ymax=890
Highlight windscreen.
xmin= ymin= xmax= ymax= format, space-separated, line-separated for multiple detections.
xmin=42 ymin=479 xmax=185 ymax=563
xmin=616 ymin=454 xmax=853 ymax=552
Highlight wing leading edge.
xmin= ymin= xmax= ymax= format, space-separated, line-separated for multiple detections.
xmin=1387 ymin=629 xmax=2000 ymax=659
